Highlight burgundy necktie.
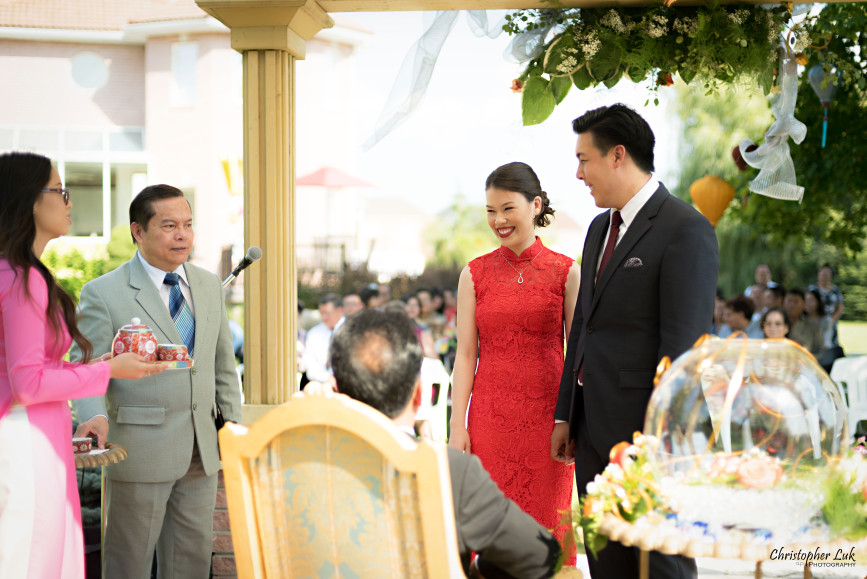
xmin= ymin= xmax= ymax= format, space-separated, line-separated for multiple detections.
xmin=596 ymin=210 xmax=623 ymax=283
xmin=577 ymin=211 xmax=623 ymax=385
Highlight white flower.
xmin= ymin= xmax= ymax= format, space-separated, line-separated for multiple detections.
xmin=556 ymin=56 xmax=579 ymax=74
xmin=605 ymin=463 xmax=625 ymax=481
xmin=792 ymin=28 xmax=811 ymax=52
xmin=601 ymin=9 xmax=627 ymax=34
xmin=728 ymin=9 xmax=750 ymax=26
xmin=615 ymin=486 xmax=627 ymax=499
xmin=578 ymin=29 xmax=601 ymax=59
xmin=646 ymin=15 xmax=668 ymax=39
xmin=586 ymin=481 xmax=598 ymax=494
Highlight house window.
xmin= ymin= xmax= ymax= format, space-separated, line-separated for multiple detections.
xmin=65 ymin=163 xmax=104 ymax=236
xmin=171 ymin=42 xmax=198 ymax=107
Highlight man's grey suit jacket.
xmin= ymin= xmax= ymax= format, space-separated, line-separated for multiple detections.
xmin=448 ymin=447 xmax=560 ymax=579
xmin=72 ymin=254 xmax=242 ymax=482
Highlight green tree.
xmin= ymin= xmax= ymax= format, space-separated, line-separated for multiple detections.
xmin=424 ymin=195 xmax=494 ymax=270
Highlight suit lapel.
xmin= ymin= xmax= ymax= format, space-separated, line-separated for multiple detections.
xmin=184 ymin=263 xmax=207 ymax=354
xmin=130 ymin=255 xmax=181 ymax=342
xmin=583 ymin=212 xmax=608 ymax=289
xmin=591 ymin=185 xmax=669 ymax=313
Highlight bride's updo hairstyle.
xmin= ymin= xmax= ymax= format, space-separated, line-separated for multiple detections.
xmin=485 ymin=161 xmax=555 ymax=228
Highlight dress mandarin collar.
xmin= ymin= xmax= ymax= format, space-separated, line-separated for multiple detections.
xmin=500 ymin=236 xmax=544 ymax=261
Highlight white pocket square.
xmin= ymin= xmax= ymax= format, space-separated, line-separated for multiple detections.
xmin=624 ymin=257 xmax=644 ymax=268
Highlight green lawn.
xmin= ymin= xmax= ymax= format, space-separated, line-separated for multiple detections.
xmin=839 ymin=321 xmax=867 ymax=355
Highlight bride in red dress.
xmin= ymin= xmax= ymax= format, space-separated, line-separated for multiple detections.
xmin=449 ymin=162 xmax=580 ymax=559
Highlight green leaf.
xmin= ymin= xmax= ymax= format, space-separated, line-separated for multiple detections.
xmin=680 ymin=67 xmax=697 ymax=84
xmin=522 ymin=76 xmax=557 ymax=126
xmin=588 ymin=44 xmax=621 ymax=82
xmin=550 ymin=75 xmax=572 ymax=104
xmin=628 ymin=65 xmax=649 ymax=83
xmin=603 ymin=70 xmax=622 ymax=88
xmin=572 ymin=66 xmax=594 ymax=90
xmin=542 ymin=32 xmax=581 ymax=76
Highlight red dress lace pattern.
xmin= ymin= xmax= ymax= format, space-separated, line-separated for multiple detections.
xmin=467 ymin=237 xmax=575 ymax=554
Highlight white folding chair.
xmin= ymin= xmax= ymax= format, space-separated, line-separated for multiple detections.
xmin=419 ymin=358 xmax=451 ymax=444
xmin=830 ymin=356 xmax=867 ymax=437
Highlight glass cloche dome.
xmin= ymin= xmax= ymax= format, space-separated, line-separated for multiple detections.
xmin=644 ymin=335 xmax=847 ymax=540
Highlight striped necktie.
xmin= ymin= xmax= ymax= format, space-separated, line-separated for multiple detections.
xmin=163 ymin=272 xmax=195 ymax=355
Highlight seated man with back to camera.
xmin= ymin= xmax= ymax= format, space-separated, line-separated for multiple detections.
xmin=314 ymin=309 xmax=562 ymax=578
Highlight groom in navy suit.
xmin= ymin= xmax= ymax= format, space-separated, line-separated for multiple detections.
xmin=551 ymin=104 xmax=719 ymax=578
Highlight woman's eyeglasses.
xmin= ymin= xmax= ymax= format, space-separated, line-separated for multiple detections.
xmin=42 ymin=187 xmax=70 ymax=204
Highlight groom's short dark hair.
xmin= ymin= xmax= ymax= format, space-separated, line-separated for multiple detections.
xmin=330 ymin=309 xmax=422 ymax=418
xmin=572 ymin=104 xmax=655 ymax=174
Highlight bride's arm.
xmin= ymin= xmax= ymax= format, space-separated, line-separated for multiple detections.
xmin=448 ymin=265 xmax=478 ymax=453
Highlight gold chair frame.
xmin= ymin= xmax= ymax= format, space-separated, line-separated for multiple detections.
xmin=219 ymin=394 xmax=464 ymax=578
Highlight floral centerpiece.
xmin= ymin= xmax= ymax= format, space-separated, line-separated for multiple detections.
xmin=822 ymin=438 xmax=867 ymax=540
xmin=503 ymin=3 xmax=795 ymax=124
xmin=581 ymin=432 xmax=667 ymax=557
xmin=579 ymin=336 xmax=852 ymax=557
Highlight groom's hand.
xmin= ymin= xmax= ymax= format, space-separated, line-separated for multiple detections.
xmin=550 ymin=422 xmax=574 ymax=465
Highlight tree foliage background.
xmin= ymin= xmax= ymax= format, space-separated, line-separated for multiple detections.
xmin=672 ymin=3 xmax=867 ymax=320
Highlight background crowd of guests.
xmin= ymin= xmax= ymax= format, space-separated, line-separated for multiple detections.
xmin=712 ymin=262 xmax=846 ymax=371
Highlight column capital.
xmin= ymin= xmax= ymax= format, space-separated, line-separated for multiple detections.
xmin=196 ymin=0 xmax=333 ymax=56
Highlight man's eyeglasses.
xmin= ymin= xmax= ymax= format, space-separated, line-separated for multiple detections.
xmin=42 ymin=187 xmax=70 ymax=205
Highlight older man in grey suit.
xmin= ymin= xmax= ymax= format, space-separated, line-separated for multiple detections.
xmin=73 ymin=185 xmax=242 ymax=579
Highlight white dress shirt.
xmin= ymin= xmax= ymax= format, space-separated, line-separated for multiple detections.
xmin=595 ymin=176 xmax=660 ymax=278
xmin=137 ymin=252 xmax=195 ymax=315
xmin=303 ymin=317 xmax=345 ymax=383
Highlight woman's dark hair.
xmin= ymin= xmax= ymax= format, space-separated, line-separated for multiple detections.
xmin=760 ymin=307 xmax=791 ymax=337
xmin=0 ymin=152 xmax=93 ymax=361
xmin=485 ymin=162 xmax=555 ymax=228
xmin=359 ymin=283 xmax=379 ymax=307
xmin=806 ymin=288 xmax=825 ymax=316
xmin=129 ymin=184 xmax=187 ymax=243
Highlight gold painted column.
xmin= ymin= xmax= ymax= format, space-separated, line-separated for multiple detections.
xmin=197 ymin=1 xmax=333 ymax=415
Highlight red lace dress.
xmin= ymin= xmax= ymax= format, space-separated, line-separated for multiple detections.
xmin=467 ymin=237 xmax=576 ymax=557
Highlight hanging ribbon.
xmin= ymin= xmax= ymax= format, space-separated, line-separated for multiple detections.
xmin=738 ymin=55 xmax=808 ymax=202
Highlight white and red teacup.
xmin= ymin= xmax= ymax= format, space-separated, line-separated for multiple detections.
xmin=157 ymin=344 xmax=190 ymax=362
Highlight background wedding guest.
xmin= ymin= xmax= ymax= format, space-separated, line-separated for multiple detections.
xmin=784 ymin=288 xmax=823 ymax=355
xmin=744 ymin=263 xmax=778 ymax=297
xmin=450 ymin=161 xmax=580 ymax=560
xmin=720 ymin=295 xmax=762 ymax=338
xmin=359 ymin=282 xmax=382 ymax=310
xmin=72 ymin=184 xmax=240 ymax=578
xmin=341 ymin=291 xmax=363 ymax=317
xmin=403 ymin=294 xmax=437 ymax=358
xmin=809 ymin=264 xmax=845 ymax=371
xmin=760 ymin=307 xmax=790 ymax=340
xmin=805 ymin=288 xmax=834 ymax=355
xmin=0 ymin=152 xmax=158 ymax=579
xmin=303 ymin=293 xmax=344 ymax=383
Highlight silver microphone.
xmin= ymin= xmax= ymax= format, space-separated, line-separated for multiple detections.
xmin=222 ymin=246 xmax=263 ymax=287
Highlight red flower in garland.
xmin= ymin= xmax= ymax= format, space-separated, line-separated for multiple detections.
xmin=511 ymin=79 xmax=524 ymax=93
xmin=657 ymin=72 xmax=674 ymax=87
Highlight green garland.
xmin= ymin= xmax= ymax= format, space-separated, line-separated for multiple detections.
xmin=505 ymin=3 xmax=793 ymax=125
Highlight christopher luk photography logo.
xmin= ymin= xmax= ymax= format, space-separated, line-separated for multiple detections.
xmin=769 ymin=545 xmax=858 ymax=570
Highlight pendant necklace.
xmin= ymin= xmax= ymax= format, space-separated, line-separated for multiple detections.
xmin=499 ymin=246 xmax=542 ymax=284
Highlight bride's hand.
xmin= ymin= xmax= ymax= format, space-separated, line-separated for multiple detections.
xmin=448 ymin=425 xmax=471 ymax=453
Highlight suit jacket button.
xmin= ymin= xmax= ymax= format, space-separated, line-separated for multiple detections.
xmin=191 ymin=368 xmax=197 ymax=375
xmin=193 ymin=403 xmax=198 ymax=410
xmin=587 ymin=325 xmax=593 ymax=334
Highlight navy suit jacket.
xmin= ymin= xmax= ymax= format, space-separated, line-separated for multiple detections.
xmin=554 ymin=184 xmax=719 ymax=459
